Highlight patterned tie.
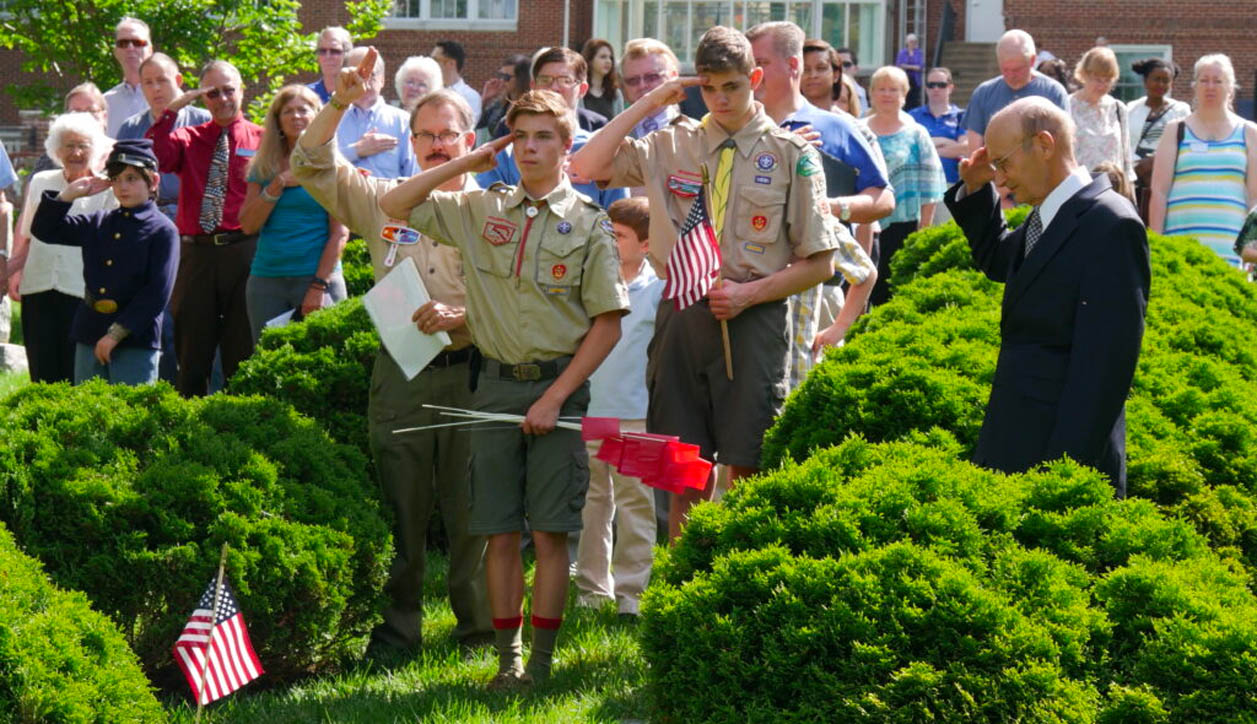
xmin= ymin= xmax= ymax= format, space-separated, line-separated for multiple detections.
xmin=199 ymin=126 xmax=230 ymax=234
xmin=1023 ymin=206 xmax=1044 ymax=259
xmin=710 ymin=139 xmax=735 ymax=240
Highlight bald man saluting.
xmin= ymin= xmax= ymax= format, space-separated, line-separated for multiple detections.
xmin=945 ymin=96 xmax=1149 ymax=497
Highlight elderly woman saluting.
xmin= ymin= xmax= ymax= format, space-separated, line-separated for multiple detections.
xmin=8 ymin=112 xmax=117 ymax=383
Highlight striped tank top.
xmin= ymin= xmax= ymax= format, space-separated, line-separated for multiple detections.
xmin=1165 ymin=122 xmax=1249 ymax=265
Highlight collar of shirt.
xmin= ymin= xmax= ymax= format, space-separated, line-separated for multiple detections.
xmin=627 ymin=262 xmax=659 ymax=292
xmin=1038 ymin=165 xmax=1092 ymax=230
xmin=502 ymin=175 xmax=579 ymax=217
xmin=117 ymin=200 xmax=161 ymax=223
xmin=349 ymin=97 xmax=384 ymax=119
xmin=700 ymin=102 xmax=777 ymax=157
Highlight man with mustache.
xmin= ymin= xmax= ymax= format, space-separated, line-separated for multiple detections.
xmin=147 ymin=60 xmax=262 ymax=396
xmin=291 ymin=49 xmax=492 ymax=657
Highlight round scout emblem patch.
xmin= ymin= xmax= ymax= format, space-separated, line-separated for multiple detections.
xmin=551 ymin=264 xmax=567 ymax=280
xmin=557 ymin=220 xmax=572 ymax=234
xmin=755 ymin=152 xmax=778 ymax=171
xmin=751 ymin=215 xmax=768 ymax=232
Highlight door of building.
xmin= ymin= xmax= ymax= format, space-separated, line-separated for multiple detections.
xmin=965 ymin=0 xmax=1005 ymax=42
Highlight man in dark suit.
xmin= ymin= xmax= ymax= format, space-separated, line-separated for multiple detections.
xmin=945 ymin=96 xmax=1150 ymax=496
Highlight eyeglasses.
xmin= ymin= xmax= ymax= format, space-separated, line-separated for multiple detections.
xmin=316 ymin=47 xmax=344 ymax=56
xmin=412 ymin=130 xmax=462 ymax=145
xmin=623 ymin=72 xmax=665 ymax=88
xmin=841 ymin=61 xmax=855 ymax=69
xmin=989 ymin=137 xmax=1030 ymax=174
xmin=494 ymin=71 xmax=513 ymax=81
xmin=204 ymin=86 xmax=237 ymax=100
xmin=925 ymin=81 xmax=950 ymax=89
xmin=535 ymin=74 xmax=578 ymax=89
xmin=115 ymin=38 xmax=149 ymax=49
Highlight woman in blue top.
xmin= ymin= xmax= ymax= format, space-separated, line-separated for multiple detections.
xmin=239 ymin=84 xmax=348 ymax=341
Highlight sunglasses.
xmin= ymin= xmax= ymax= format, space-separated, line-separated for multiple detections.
xmin=204 ymin=86 xmax=237 ymax=100
xmin=623 ymin=72 xmax=664 ymax=88
xmin=925 ymin=81 xmax=950 ymax=89
xmin=841 ymin=61 xmax=854 ymax=69
xmin=316 ymin=47 xmax=344 ymax=56
xmin=116 ymin=38 xmax=149 ymax=49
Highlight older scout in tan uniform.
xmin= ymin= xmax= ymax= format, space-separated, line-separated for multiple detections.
xmin=380 ymin=90 xmax=629 ymax=689
xmin=572 ymin=26 xmax=841 ymax=540
xmin=291 ymin=53 xmax=491 ymax=656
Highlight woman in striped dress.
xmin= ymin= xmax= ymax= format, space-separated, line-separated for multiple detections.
xmin=1149 ymin=54 xmax=1257 ymax=266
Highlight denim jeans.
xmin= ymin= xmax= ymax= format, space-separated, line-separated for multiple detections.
xmin=74 ymin=343 xmax=160 ymax=386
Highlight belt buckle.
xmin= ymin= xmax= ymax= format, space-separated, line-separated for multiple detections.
xmin=212 ymin=233 xmax=231 ymax=246
xmin=93 ymin=299 xmax=118 ymax=314
xmin=512 ymin=363 xmax=542 ymax=381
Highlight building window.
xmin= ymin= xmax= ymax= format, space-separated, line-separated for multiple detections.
xmin=594 ymin=0 xmax=885 ymax=70
xmin=385 ymin=0 xmax=517 ymax=31
xmin=1109 ymin=44 xmax=1173 ymax=103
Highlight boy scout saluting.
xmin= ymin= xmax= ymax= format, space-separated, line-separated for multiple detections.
xmin=571 ymin=26 xmax=840 ymax=540
xmin=380 ymin=90 xmax=629 ymax=689
xmin=290 ymin=49 xmax=493 ymax=655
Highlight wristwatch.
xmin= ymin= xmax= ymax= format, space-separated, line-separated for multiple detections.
xmin=329 ymin=95 xmax=348 ymax=111
xmin=838 ymin=199 xmax=852 ymax=222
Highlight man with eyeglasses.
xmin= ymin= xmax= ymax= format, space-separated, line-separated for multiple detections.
xmin=475 ymin=47 xmax=627 ymax=210
xmin=147 ymin=60 xmax=263 ymax=397
xmin=619 ymin=39 xmax=707 ymax=139
xmin=336 ymin=47 xmax=418 ymax=179
xmin=309 ymin=26 xmax=352 ymax=104
xmin=104 ymin=17 xmax=154 ymax=137
xmin=293 ymin=49 xmax=493 ymax=659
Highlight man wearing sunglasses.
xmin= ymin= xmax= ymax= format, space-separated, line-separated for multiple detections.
xmin=104 ymin=17 xmax=154 ymax=137
xmin=308 ymin=26 xmax=352 ymax=104
xmin=292 ymin=49 xmax=492 ymax=658
xmin=147 ymin=60 xmax=263 ymax=397
xmin=619 ymin=38 xmax=706 ymax=139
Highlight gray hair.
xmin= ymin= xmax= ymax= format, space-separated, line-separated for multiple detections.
xmin=996 ymin=29 xmax=1036 ymax=61
xmin=1193 ymin=53 xmax=1238 ymax=104
xmin=991 ymin=96 xmax=1076 ymax=160
xmin=319 ymin=26 xmax=352 ymax=54
xmin=200 ymin=59 xmax=241 ymax=83
xmin=45 ymin=112 xmax=111 ymax=167
xmin=115 ymin=16 xmax=150 ymax=38
xmin=395 ymin=55 xmax=443 ymax=101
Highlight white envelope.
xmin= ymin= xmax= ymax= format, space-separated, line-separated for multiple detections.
xmin=362 ymin=256 xmax=451 ymax=380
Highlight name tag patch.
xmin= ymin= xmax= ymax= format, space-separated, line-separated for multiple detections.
xmin=482 ymin=216 xmax=517 ymax=246
xmin=744 ymin=242 xmax=766 ymax=254
xmin=544 ymin=286 xmax=568 ymax=296
xmin=667 ymin=171 xmax=703 ymax=198
xmin=235 ymin=147 xmax=256 ymax=157
xmin=754 ymin=175 xmax=772 ymax=185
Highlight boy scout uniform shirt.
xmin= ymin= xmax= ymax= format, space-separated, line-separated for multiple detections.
xmin=407 ymin=178 xmax=629 ymax=365
xmin=290 ymin=137 xmax=471 ymax=351
xmin=604 ymin=104 xmax=837 ymax=283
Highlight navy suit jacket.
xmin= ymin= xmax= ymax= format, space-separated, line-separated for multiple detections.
xmin=944 ymin=175 xmax=1150 ymax=496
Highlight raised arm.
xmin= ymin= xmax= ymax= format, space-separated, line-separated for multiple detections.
xmin=378 ymin=134 xmax=511 ymax=219
xmin=569 ymin=76 xmax=701 ymax=183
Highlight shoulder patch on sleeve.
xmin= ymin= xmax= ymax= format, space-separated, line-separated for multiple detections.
xmin=597 ymin=215 xmax=615 ymax=236
xmin=796 ymin=148 xmax=821 ymax=178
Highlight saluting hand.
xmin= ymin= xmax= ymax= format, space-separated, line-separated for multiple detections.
xmin=58 ymin=175 xmax=111 ymax=202
xmin=644 ymin=76 xmax=702 ymax=112
xmin=958 ymin=145 xmax=996 ymax=195
xmin=167 ymin=87 xmax=207 ymax=114
xmin=466 ymin=134 xmax=512 ymax=174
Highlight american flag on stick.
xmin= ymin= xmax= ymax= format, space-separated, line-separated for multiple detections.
xmin=663 ymin=181 xmax=722 ymax=310
xmin=173 ymin=562 xmax=263 ymax=707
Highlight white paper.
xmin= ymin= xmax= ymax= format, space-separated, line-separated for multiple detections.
xmin=362 ymin=256 xmax=451 ymax=380
xmin=265 ymin=309 xmax=295 ymax=328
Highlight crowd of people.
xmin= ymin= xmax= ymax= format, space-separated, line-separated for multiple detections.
xmin=0 ymin=16 xmax=1245 ymax=690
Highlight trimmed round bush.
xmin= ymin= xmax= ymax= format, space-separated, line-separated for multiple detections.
xmin=644 ymin=437 xmax=1257 ymax=722
xmin=0 ymin=381 xmax=389 ymax=685
xmin=0 ymin=522 xmax=163 ymax=723
xmin=341 ymin=236 xmax=374 ymax=298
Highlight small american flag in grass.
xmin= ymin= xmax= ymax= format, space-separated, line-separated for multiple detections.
xmin=663 ymin=184 xmax=722 ymax=310
xmin=173 ymin=577 xmax=262 ymax=705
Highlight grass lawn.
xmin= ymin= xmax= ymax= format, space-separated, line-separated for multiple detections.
xmin=0 ymin=368 xmax=27 ymax=399
xmin=164 ymin=550 xmax=652 ymax=723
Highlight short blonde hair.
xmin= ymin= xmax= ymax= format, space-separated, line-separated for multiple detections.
xmin=622 ymin=38 xmax=679 ymax=73
xmin=1074 ymin=46 xmax=1119 ymax=84
xmin=506 ymin=90 xmax=575 ymax=144
xmin=870 ymin=65 xmax=909 ymax=95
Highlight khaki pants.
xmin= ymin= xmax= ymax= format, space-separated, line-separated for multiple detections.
xmin=574 ymin=419 xmax=656 ymax=614
xmin=368 ymin=348 xmax=491 ymax=649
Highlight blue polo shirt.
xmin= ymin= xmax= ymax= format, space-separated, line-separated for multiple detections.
xmin=909 ymin=104 xmax=965 ymax=183
xmin=779 ymin=101 xmax=889 ymax=196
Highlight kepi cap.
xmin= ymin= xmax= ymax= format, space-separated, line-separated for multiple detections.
xmin=107 ymin=138 xmax=158 ymax=172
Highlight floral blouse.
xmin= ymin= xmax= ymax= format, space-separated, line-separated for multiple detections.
xmin=1070 ymin=92 xmax=1133 ymax=181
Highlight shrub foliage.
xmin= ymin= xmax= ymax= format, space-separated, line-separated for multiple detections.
xmin=0 ymin=382 xmax=389 ymax=685
xmin=0 ymin=522 xmax=163 ymax=723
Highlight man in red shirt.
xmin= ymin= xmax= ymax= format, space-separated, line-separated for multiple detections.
xmin=147 ymin=60 xmax=262 ymax=396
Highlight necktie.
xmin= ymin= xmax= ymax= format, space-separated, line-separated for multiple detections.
xmin=1023 ymin=206 xmax=1043 ymax=259
xmin=200 ymin=126 xmax=230 ymax=234
xmin=710 ymin=139 xmax=735 ymax=240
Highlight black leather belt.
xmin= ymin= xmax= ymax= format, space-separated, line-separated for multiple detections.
xmin=182 ymin=231 xmax=256 ymax=246
xmin=429 ymin=346 xmax=474 ymax=369
xmin=482 ymin=357 xmax=569 ymax=382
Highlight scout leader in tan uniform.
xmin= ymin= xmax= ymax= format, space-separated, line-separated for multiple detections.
xmin=380 ymin=90 xmax=629 ymax=690
xmin=571 ymin=26 xmax=841 ymax=541
xmin=290 ymin=49 xmax=492 ymax=657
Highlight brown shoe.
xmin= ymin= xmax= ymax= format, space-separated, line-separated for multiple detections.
xmin=486 ymin=668 xmax=530 ymax=692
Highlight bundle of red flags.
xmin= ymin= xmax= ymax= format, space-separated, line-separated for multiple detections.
xmin=581 ymin=417 xmax=712 ymax=493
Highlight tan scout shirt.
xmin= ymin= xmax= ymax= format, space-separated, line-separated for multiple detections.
xmin=407 ymin=179 xmax=629 ymax=365
xmin=291 ymin=138 xmax=472 ymax=350
xmin=605 ymin=104 xmax=837 ymax=284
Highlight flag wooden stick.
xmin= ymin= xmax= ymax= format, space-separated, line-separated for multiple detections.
xmin=701 ymin=164 xmax=734 ymax=380
xmin=195 ymin=542 xmax=230 ymax=722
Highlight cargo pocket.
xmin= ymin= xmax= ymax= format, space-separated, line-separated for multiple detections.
xmin=568 ymin=450 xmax=590 ymax=513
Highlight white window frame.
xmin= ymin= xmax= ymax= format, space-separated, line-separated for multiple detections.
xmin=1109 ymin=43 xmax=1173 ymax=103
xmin=384 ymin=0 xmax=518 ymax=32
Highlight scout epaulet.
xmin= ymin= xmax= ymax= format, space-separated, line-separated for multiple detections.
xmin=573 ymin=189 xmax=601 ymax=211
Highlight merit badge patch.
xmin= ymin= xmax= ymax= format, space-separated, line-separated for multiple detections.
xmin=744 ymin=242 xmax=766 ymax=254
xmin=667 ymin=171 xmax=703 ymax=198
xmin=551 ymin=263 xmax=567 ymax=281
xmin=817 ymin=199 xmax=832 ymax=216
xmin=755 ymin=152 xmax=778 ymax=172
xmin=600 ymin=218 xmax=615 ymax=235
xmin=751 ymin=215 xmax=768 ymax=232
xmin=481 ymin=216 xmax=517 ymax=246
xmin=557 ymin=220 xmax=573 ymax=234
xmin=754 ymin=175 xmax=772 ymax=185
xmin=796 ymin=151 xmax=820 ymax=177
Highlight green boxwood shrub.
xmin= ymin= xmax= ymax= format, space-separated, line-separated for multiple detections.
xmin=227 ymin=297 xmax=379 ymax=460
xmin=0 ymin=522 xmax=163 ymax=723
xmin=341 ymin=236 xmax=374 ymax=298
xmin=643 ymin=437 xmax=1257 ymax=722
xmin=0 ymin=381 xmax=390 ymax=685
